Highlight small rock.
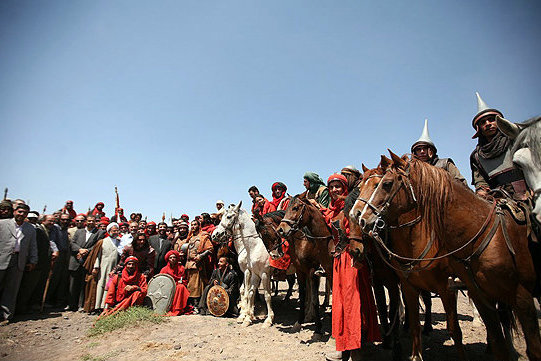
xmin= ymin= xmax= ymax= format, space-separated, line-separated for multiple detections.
xmin=63 ymin=316 xmax=69 ymax=320
xmin=51 ymin=326 xmax=59 ymax=330
xmin=220 ymin=348 xmax=224 ymax=354
xmin=174 ymin=344 xmax=182 ymax=350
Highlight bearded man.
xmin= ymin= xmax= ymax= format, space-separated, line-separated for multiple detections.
xmin=102 ymin=256 xmax=147 ymax=316
xmin=469 ymin=92 xmax=529 ymax=201
xmin=303 ymin=172 xmax=330 ymax=207
xmin=340 ymin=166 xmax=362 ymax=192
xmin=149 ymin=222 xmax=171 ymax=272
xmin=185 ymin=220 xmax=213 ymax=309
xmin=61 ymin=200 xmax=77 ymax=220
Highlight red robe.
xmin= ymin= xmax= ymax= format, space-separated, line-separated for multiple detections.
xmin=160 ymin=262 xmax=191 ymax=316
xmin=261 ymin=200 xmax=276 ymax=215
xmin=104 ymin=267 xmax=148 ymax=314
xmin=322 ymin=196 xmax=380 ymax=351
xmin=201 ymin=223 xmax=216 ymax=235
xmin=269 ymin=240 xmax=291 ymax=270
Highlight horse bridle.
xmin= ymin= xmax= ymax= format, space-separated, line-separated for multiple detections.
xmin=280 ymin=201 xmax=306 ymax=233
xmin=356 ymin=168 xmax=419 ymax=231
xmin=216 ymin=212 xmax=259 ymax=245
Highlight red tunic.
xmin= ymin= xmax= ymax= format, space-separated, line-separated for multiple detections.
xmin=261 ymin=200 xmax=276 ymax=215
xmin=160 ymin=261 xmax=191 ymax=316
xmin=268 ymin=239 xmax=291 ymax=270
xmin=104 ymin=268 xmax=148 ymax=314
xmin=322 ymin=191 xmax=380 ymax=351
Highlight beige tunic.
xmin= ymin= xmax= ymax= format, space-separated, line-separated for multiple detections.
xmin=93 ymin=237 xmax=120 ymax=309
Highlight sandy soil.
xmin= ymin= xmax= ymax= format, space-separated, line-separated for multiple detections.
xmin=0 ymin=282 xmax=537 ymax=361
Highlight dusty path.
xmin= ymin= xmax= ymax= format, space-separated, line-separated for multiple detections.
xmin=0 ymin=284 xmax=537 ymax=361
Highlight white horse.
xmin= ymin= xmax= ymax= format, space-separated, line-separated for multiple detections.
xmin=212 ymin=201 xmax=274 ymax=327
xmin=497 ymin=115 xmax=541 ymax=222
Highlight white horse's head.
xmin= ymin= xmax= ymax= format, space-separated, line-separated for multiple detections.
xmin=497 ymin=115 xmax=541 ymax=222
xmin=213 ymin=201 xmax=242 ymax=242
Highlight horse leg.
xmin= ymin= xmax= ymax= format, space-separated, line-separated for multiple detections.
xmin=305 ymin=273 xmax=315 ymax=322
xmin=388 ymin=282 xmax=403 ymax=361
xmin=285 ymin=274 xmax=295 ymax=301
xmin=272 ymin=279 xmax=278 ymax=297
xmin=402 ymin=284 xmax=423 ymax=361
xmin=310 ymin=271 xmax=323 ymax=337
xmin=322 ymin=277 xmax=331 ymax=309
xmin=514 ymin=284 xmax=541 ymax=361
xmin=439 ymin=287 xmax=466 ymax=360
xmin=469 ymin=294 xmax=509 ymax=361
xmin=421 ymin=290 xmax=433 ymax=335
xmin=243 ymin=273 xmax=259 ymax=326
xmin=373 ymin=280 xmax=391 ymax=348
xmin=293 ymin=272 xmax=307 ymax=332
xmin=238 ymin=269 xmax=251 ymax=323
xmin=261 ymin=271 xmax=274 ymax=327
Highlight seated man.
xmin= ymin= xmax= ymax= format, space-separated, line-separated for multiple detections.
xmin=160 ymin=250 xmax=191 ymax=316
xmin=101 ymin=256 xmax=147 ymax=317
xmin=199 ymin=256 xmax=240 ymax=317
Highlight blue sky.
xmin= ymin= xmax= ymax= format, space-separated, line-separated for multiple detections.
xmin=1 ymin=1 xmax=540 ymax=222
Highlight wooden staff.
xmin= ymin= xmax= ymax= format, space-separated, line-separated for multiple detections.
xmin=40 ymin=268 xmax=54 ymax=312
xmin=3 ymin=188 xmax=7 ymax=200
xmin=162 ymin=212 xmax=166 ymax=222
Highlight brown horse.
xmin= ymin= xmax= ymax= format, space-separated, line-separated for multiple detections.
xmin=255 ymin=208 xmax=333 ymax=336
xmin=353 ymin=151 xmax=541 ymax=361
xmin=349 ymin=155 xmax=466 ymax=361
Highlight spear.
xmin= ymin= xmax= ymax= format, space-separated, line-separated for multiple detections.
xmin=162 ymin=212 xmax=166 ymax=222
xmin=114 ymin=186 xmax=120 ymax=218
xmin=3 ymin=188 xmax=7 ymax=200
xmin=43 ymin=205 xmax=47 ymax=214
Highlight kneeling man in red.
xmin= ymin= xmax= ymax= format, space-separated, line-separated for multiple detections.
xmin=101 ymin=256 xmax=148 ymax=317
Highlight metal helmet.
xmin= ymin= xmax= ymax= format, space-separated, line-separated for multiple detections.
xmin=471 ymin=91 xmax=503 ymax=138
xmin=411 ymin=119 xmax=437 ymax=154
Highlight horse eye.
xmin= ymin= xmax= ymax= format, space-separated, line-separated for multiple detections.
xmin=227 ymin=215 xmax=232 ymax=219
xmin=382 ymin=181 xmax=393 ymax=191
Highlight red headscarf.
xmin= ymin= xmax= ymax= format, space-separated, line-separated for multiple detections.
xmin=270 ymin=182 xmax=287 ymax=209
xmin=121 ymin=256 xmax=141 ymax=286
xmin=160 ymin=250 xmax=184 ymax=282
xmin=325 ymin=174 xmax=349 ymax=220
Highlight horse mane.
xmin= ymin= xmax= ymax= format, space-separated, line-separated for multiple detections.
xmin=511 ymin=115 xmax=541 ymax=167
xmin=407 ymin=158 xmax=454 ymax=239
xmin=263 ymin=210 xmax=285 ymax=223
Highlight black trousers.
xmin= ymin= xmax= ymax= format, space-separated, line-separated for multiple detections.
xmin=68 ymin=268 xmax=86 ymax=310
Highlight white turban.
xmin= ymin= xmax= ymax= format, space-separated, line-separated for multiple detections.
xmin=107 ymin=222 xmax=119 ymax=233
xmin=216 ymin=200 xmax=224 ymax=205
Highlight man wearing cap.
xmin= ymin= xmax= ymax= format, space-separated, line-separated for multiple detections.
xmin=470 ymin=92 xmax=529 ymax=200
xmin=412 ymin=119 xmax=468 ymax=186
xmin=147 ymin=221 xmax=157 ymax=236
xmin=303 ymin=172 xmax=330 ymax=208
xmin=62 ymin=200 xmax=77 ymax=220
xmin=0 ymin=200 xmax=13 ymax=220
xmin=270 ymin=182 xmax=291 ymax=211
xmin=110 ymin=208 xmax=127 ymax=224
xmin=214 ymin=200 xmax=226 ymax=220
xmin=173 ymin=221 xmax=190 ymax=251
xmin=0 ymin=204 xmax=37 ymax=322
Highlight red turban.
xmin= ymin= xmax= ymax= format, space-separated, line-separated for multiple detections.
xmin=96 ymin=202 xmax=104 ymax=206
xmin=147 ymin=221 xmax=156 ymax=226
xmin=164 ymin=250 xmax=180 ymax=262
xmin=125 ymin=256 xmax=138 ymax=264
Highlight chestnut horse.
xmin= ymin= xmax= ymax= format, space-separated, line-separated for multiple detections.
xmin=344 ymin=167 xmax=402 ymax=361
xmin=349 ymin=156 xmax=466 ymax=361
xmin=353 ymin=151 xmax=541 ymax=361
xmin=254 ymin=209 xmax=333 ymax=336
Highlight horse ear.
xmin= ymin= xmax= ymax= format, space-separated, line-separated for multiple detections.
xmin=235 ymin=201 xmax=242 ymax=212
xmin=362 ymin=163 xmax=370 ymax=173
xmin=388 ymin=149 xmax=408 ymax=169
xmin=297 ymin=192 xmax=307 ymax=200
xmin=496 ymin=115 xmax=520 ymax=139
xmin=380 ymin=155 xmax=391 ymax=170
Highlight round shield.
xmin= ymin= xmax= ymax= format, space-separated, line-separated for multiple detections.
xmin=145 ymin=274 xmax=176 ymax=314
xmin=206 ymin=285 xmax=229 ymax=317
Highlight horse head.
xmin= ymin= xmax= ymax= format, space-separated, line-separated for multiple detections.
xmin=254 ymin=210 xmax=285 ymax=259
xmin=356 ymin=150 xmax=417 ymax=234
xmin=213 ymin=201 xmax=242 ymax=242
xmin=497 ymin=115 xmax=541 ymax=223
xmin=276 ymin=195 xmax=310 ymax=237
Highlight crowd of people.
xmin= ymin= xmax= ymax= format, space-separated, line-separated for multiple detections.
xmin=0 ymin=92 xmax=537 ymax=361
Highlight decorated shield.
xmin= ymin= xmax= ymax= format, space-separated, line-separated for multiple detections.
xmin=145 ymin=274 xmax=176 ymax=314
xmin=206 ymin=285 xmax=229 ymax=317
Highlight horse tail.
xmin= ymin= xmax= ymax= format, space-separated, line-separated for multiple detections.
xmin=498 ymin=302 xmax=518 ymax=335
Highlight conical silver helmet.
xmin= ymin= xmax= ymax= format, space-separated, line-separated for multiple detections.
xmin=471 ymin=91 xmax=503 ymax=138
xmin=411 ymin=119 xmax=437 ymax=153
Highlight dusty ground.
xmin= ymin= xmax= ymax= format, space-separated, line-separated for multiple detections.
xmin=0 ymin=282 xmax=538 ymax=361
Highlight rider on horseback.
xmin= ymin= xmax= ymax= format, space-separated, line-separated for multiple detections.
xmin=470 ymin=92 xmax=530 ymax=201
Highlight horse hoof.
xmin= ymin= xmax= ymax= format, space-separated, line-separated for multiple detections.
xmin=409 ymin=356 xmax=423 ymax=361
xmin=236 ymin=315 xmax=246 ymax=323
xmin=262 ymin=319 xmax=272 ymax=328
xmin=292 ymin=322 xmax=302 ymax=333
xmin=242 ymin=319 xmax=252 ymax=327
xmin=310 ymin=333 xmax=323 ymax=342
